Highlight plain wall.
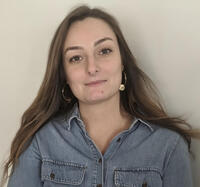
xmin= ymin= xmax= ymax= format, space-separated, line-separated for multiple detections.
xmin=0 ymin=0 xmax=199 ymax=186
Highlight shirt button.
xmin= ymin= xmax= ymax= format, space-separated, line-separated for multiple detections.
xmin=117 ymin=137 xmax=121 ymax=142
xmin=98 ymin=158 xmax=102 ymax=163
xmin=50 ymin=172 xmax=55 ymax=180
xmin=97 ymin=184 xmax=102 ymax=187
xmin=142 ymin=182 xmax=147 ymax=187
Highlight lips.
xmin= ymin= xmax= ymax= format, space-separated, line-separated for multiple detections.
xmin=85 ymin=80 xmax=107 ymax=86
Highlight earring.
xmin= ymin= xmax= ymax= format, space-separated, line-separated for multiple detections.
xmin=119 ymin=71 xmax=127 ymax=91
xmin=62 ymin=84 xmax=72 ymax=103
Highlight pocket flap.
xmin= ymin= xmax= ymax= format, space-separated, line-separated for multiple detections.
xmin=114 ymin=167 xmax=162 ymax=187
xmin=41 ymin=159 xmax=87 ymax=185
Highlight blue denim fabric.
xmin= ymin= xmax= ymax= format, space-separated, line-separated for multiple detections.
xmin=8 ymin=103 xmax=193 ymax=187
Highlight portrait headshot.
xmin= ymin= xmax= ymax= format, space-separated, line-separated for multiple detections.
xmin=0 ymin=1 xmax=200 ymax=187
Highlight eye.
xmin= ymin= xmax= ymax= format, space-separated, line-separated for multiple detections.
xmin=99 ymin=48 xmax=112 ymax=55
xmin=69 ymin=55 xmax=83 ymax=63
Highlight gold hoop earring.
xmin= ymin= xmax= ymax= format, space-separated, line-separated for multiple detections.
xmin=119 ymin=71 xmax=127 ymax=91
xmin=62 ymin=84 xmax=72 ymax=103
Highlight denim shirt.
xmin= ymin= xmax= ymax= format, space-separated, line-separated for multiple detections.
xmin=8 ymin=103 xmax=193 ymax=187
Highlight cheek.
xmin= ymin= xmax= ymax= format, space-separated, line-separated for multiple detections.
xmin=108 ymin=58 xmax=123 ymax=82
xmin=114 ymin=71 xmax=122 ymax=85
xmin=107 ymin=66 xmax=122 ymax=88
xmin=66 ymin=67 xmax=81 ymax=83
xmin=66 ymin=69 xmax=84 ymax=92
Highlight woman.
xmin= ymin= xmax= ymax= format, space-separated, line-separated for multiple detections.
xmin=1 ymin=5 xmax=200 ymax=187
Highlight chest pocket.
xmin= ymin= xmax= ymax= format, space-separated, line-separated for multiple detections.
xmin=114 ymin=167 xmax=162 ymax=187
xmin=41 ymin=159 xmax=87 ymax=186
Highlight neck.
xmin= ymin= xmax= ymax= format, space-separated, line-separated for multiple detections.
xmin=78 ymin=95 xmax=133 ymax=133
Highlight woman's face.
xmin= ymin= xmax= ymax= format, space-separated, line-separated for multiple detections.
xmin=63 ymin=17 xmax=123 ymax=105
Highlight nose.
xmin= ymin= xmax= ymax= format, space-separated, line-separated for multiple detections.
xmin=86 ymin=55 xmax=100 ymax=75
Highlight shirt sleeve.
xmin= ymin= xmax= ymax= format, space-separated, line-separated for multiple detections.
xmin=7 ymin=135 xmax=43 ymax=187
xmin=163 ymin=134 xmax=194 ymax=187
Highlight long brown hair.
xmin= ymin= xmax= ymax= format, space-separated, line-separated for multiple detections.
xmin=1 ymin=4 xmax=200 ymax=187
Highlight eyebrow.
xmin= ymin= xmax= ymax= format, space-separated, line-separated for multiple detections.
xmin=64 ymin=37 xmax=113 ymax=54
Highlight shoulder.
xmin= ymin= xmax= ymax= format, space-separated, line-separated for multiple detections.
xmin=139 ymin=119 xmax=180 ymax=139
xmin=36 ymin=114 xmax=67 ymax=135
xmin=139 ymin=119 xmax=189 ymax=154
xmin=33 ymin=114 xmax=69 ymax=146
xmin=139 ymin=120 xmax=190 ymax=173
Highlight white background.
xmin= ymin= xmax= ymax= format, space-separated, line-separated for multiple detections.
xmin=0 ymin=0 xmax=199 ymax=186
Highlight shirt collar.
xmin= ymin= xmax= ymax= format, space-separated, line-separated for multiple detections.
xmin=64 ymin=102 xmax=81 ymax=130
xmin=64 ymin=102 xmax=154 ymax=132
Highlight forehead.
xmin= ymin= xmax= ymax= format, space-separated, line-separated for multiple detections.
xmin=64 ymin=17 xmax=117 ymax=46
